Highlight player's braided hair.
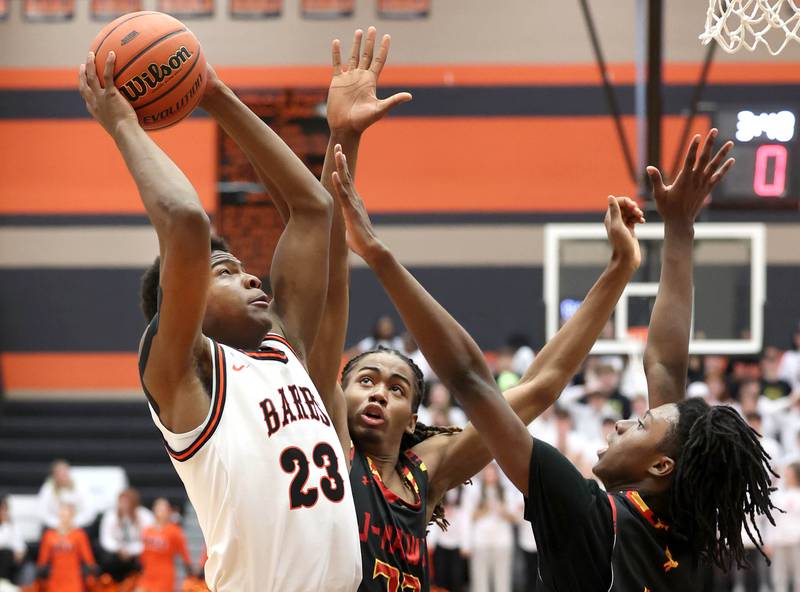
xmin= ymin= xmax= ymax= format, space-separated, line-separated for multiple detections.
xmin=341 ymin=346 xmax=462 ymax=530
xmin=665 ymin=397 xmax=779 ymax=570
xmin=140 ymin=235 xmax=230 ymax=322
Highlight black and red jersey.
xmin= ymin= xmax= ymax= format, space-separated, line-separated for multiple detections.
xmin=350 ymin=446 xmax=430 ymax=592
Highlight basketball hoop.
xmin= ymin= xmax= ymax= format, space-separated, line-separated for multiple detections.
xmin=700 ymin=0 xmax=800 ymax=55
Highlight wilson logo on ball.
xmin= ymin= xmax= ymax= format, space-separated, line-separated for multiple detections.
xmin=119 ymin=46 xmax=193 ymax=102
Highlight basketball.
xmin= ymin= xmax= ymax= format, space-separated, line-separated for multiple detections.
xmin=90 ymin=11 xmax=206 ymax=130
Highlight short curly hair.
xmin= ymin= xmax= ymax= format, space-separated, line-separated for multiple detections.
xmin=140 ymin=235 xmax=230 ymax=322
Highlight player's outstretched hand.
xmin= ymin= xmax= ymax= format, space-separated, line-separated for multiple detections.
xmin=330 ymin=144 xmax=384 ymax=260
xmin=78 ymin=51 xmax=138 ymax=136
xmin=327 ymin=26 xmax=412 ymax=135
xmin=646 ymin=128 xmax=734 ymax=225
xmin=604 ymin=195 xmax=644 ymax=270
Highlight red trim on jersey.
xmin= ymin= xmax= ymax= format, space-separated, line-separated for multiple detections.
xmin=624 ymin=490 xmax=670 ymax=531
xmin=262 ymin=333 xmax=298 ymax=357
xmin=366 ymin=455 xmax=422 ymax=510
xmin=165 ymin=343 xmax=228 ymax=462
xmin=607 ymin=493 xmax=619 ymax=535
xmin=239 ymin=347 xmax=289 ymax=363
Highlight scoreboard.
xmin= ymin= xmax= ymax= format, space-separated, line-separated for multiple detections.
xmin=712 ymin=105 xmax=799 ymax=207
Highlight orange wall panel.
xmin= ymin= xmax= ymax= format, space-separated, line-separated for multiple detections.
xmin=1 ymin=352 xmax=140 ymax=389
xmin=356 ymin=117 xmax=639 ymax=212
xmin=0 ymin=119 xmax=216 ymax=214
xmin=2 ymin=62 xmax=800 ymax=89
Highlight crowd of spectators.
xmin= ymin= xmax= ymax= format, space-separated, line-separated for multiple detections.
xmin=0 ymin=461 xmax=204 ymax=592
xmin=3 ymin=318 xmax=800 ymax=591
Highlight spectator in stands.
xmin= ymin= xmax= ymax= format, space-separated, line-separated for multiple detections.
xmin=99 ymin=488 xmax=153 ymax=583
xmin=352 ymin=315 xmax=402 ymax=354
xmin=705 ymin=374 xmax=738 ymax=409
xmin=136 ymin=498 xmax=192 ymax=592
xmin=552 ymin=407 xmax=593 ymax=477
xmin=398 ymin=332 xmax=434 ymax=381
xmin=417 ymin=382 xmax=467 ymax=428
xmin=507 ymin=334 xmax=535 ymax=378
xmin=37 ymin=503 xmax=97 ymax=592
xmin=768 ymin=462 xmax=800 ymax=592
xmin=589 ymin=357 xmax=631 ymax=418
xmin=746 ymin=412 xmax=783 ymax=467
xmin=778 ymin=393 xmax=800 ymax=465
xmin=0 ymin=495 xmax=25 ymax=587
xmin=463 ymin=463 xmax=516 ymax=592
xmin=428 ymin=487 xmax=467 ymax=592
xmin=494 ymin=347 xmax=520 ymax=392
xmin=704 ymin=354 xmax=729 ymax=381
xmin=778 ymin=323 xmax=800 ymax=391
xmin=761 ymin=346 xmax=793 ymax=401
xmin=569 ymin=381 xmax=616 ymax=442
xmin=37 ymin=459 xmax=93 ymax=530
xmin=687 ymin=354 xmax=705 ymax=384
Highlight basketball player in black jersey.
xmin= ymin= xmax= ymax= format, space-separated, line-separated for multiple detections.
xmin=347 ymin=129 xmax=775 ymax=591
xmin=302 ymin=29 xmax=653 ymax=591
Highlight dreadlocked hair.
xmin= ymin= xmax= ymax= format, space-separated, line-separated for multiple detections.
xmin=341 ymin=346 xmax=462 ymax=531
xmin=666 ymin=397 xmax=779 ymax=571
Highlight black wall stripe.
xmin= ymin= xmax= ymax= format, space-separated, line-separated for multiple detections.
xmin=2 ymin=266 xmax=798 ymax=353
xmin=3 ymin=84 xmax=800 ymax=120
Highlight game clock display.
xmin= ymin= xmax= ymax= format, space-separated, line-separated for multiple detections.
xmin=713 ymin=106 xmax=799 ymax=207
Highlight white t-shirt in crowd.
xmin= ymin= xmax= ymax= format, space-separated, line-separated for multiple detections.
xmin=461 ymin=481 xmax=517 ymax=551
xmin=99 ymin=507 xmax=154 ymax=556
xmin=768 ymin=487 xmax=800 ymax=546
xmin=0 ymin=521 xmax=26 ymax=555
xmin=779 ymin=350 xmax=800 ymax=391
xmin=37 ymin=480 xmax=95 ymax=530
xmin=416 ymin=405 xmax=468 ymax=428
xmin=356 ymin=336 xmax=403 ymax=354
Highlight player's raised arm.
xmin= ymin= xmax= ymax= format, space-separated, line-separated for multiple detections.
xmin=200 ymin=74 xmax=334 ymax=361
xmin=79 ymin=51 xmax=211 ymax=432
xmin=643 ymin=130 xmax=734 ymax=408
xmin=421 ymin=197 xmax=643 ymax=501
xmin=310 ymin=28 xmax=412 ymax=453
xmin=331 ymin=153 xmax=533 ymax=493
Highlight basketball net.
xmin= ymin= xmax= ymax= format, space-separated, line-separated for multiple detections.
xmin=700 ymin=0 xmax=800 ymax=55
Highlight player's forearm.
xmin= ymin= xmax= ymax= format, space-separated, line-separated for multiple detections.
xmin=112 ymin=121 xmax=208 ymax=235
xmin=364 ymin=244 xmax=497 ymax=399
xmin=643 ymin=222 xmax=695 ymax=389
xmin=309 ymin=133 xmax=360 ymax=397
xmin=515 ymin=256 xmax=635 ymax=412
xmin=202 ymin=83 xmax=331 ymax=216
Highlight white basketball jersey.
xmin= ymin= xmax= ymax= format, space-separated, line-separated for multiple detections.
xmin=147 ymin=333 xmax=362 ymax=592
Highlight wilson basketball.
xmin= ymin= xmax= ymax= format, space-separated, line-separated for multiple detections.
xmin=90 ymin=11 xmax=207 ymax=130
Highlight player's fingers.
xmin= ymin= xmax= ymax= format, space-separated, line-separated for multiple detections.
xmin=85 ymin=52 xmax=101 ymax=93
xmin=103 ymin=51 xmax=116 ymax=90
xmin=341 ymin=152 xmax=354 ymax=183
xmin=348 ymin=29 xmax=363 ymax=71
xmin=708 ymin=157 xmax=735 ymax=189
xmin=331 ymin=172 xmax=349 ymax=206
xmin=695 ymin=128 xmax=717 ymax=173
xmin=334 ymin=147 xmax=351 ymax=185
xmin=359 ymin=26 xmax=377 ymax=70
xmin=376 ymin=92 xmax=413 ymax=117
xmin=370 ymin=34 xmax=390 ymax=76
xmin=704 ymin=140 xmax=733 ymax=178
xmin=607 ymin=195 xmax=622 ymax=220
xmin=331 ymin=39 xmax=342 ymax=74
xmin=683 ymin=134 xmax=700 ymax=172
xmin=646 ymin=166 xmax=665 ymax=192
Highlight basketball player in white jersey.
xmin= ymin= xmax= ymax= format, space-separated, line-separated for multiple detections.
xmin=78 ymin=52 xmax=361 ymax=591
